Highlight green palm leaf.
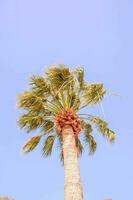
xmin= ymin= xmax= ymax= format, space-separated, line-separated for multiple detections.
xmin=22 ymin=136 xmax=41 ymax=153
xmin=18 ymin=112 xmax=45 ymax=132
xmin=81 ymin=83 xmax=106 ymax=108
xmin=75 ymin=137 xmax=83 ymax=155
xmin=90 ymin=116 xmax=116 ymax=142
xmin=84 ymin=133 xmax=97 ymax=154
xmin=30 ymin=75 xmax=50 ymax=96
xmin=42 ymin=135 xmax=56 ymax=156
xmin=43 ymin=121 xmax=54 ymax=134
xmin=17 ymin=91 xmax=46 ymax=111
xmin=69 ymin=92 xmax=80 ymax=111
xmin=46 ymin=65 xmax=74 ymax=92
xmin=82 ymin=121 xmax=97 ymax=154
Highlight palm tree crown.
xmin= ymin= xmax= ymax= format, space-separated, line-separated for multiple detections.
xmin=17 ymin=65 xmax=116 ymax=160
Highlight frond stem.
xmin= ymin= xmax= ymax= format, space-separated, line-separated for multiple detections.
xmin=56 ymin=77 xmax=73 ymax=95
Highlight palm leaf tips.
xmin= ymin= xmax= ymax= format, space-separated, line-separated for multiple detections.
xmin=82 ymin=122 xmax=97 ymax=154
xmin=81 ymin=83 xmax=106 ymax=107
xmin=90 ymin=116 xmax=116 ymax=142
xmin=18 ymin=112 xmax=44 ymax=132
xmin=43 ymin=121 xmax=54 ymax=134
xmin=30 ymin=75 xmax=50 ymax=96
xmin=17 ymin=91 xmax=46 ymax=111
xmin=22 ymin=136 xmax=41 ymax=153
xmin=42 ymin=135 xmax=56 ymax=156
xmin=76 ymin=137 xmax=83 ymax=155
xmin=84 ymin=134 xmax=97 ymax=154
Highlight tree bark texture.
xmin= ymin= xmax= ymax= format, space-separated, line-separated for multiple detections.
xmin=62 ymin=125 xmax=83 ymax=200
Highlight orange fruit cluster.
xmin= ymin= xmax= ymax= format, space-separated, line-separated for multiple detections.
xmin=55 ymin=108 xmax=81 ymax=137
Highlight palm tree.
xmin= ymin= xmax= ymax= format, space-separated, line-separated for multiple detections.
xmin=17 ymin=65 xmax=116 ymax=200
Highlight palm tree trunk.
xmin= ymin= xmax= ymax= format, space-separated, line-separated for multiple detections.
xmin=62 ymin=125 xmax=83 ymax=200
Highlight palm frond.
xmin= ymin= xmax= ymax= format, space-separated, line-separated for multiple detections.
xmin=75 ymin=137 xmax=83 ymax=155
xmin=56 ymin=90 xmax=80 ymax=111
xmin=89 ymin=116 xmax=116 ymax=143
xmin=42 ymin=135 xmax=56 ymax=156
xmin=18 ymin=112 xmax=45 ymax=132
xmin=103 ymin=128 xmax=116 ymax=142
xmin=30 ymin=75 xmax=50 ymax=96
xmin=46 ymin=65 xmax=74 ymax=92
xmin=43 ymin=121 xmax=54 ymax=134
xmin=81 ymin=120 xmax=92 ymax=134
xmin=81 ymin=121 xmax=96 ymax=154
xmin=43 ymin=100 xmax=62 ymax=114
xmin=73 ymin=67 xmax=84 ymax=89
xmin=84 ymin=133 xmax=97 ymax=154
xmin=22 ymin=135 xmax=41 ymax=153
xmin=57 ymin=91 xmax=68 ymax=108
xmin=69 ymin=92 xmax=80 ymax=112
xmin=81 ymin=83 xmax=106 ymax=108
xmin=17 ymin=91 xmax=46 ymax=111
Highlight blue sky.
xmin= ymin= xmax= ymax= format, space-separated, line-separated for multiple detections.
xmin=0 ymin=0 xmax=133 ymax=200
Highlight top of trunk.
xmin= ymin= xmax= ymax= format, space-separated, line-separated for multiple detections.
xmin=55 ymin=108 xmax=81 ymax=137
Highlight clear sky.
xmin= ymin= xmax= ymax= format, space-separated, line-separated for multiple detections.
xmin=0 ymin=0 xmax=133 ymax=200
